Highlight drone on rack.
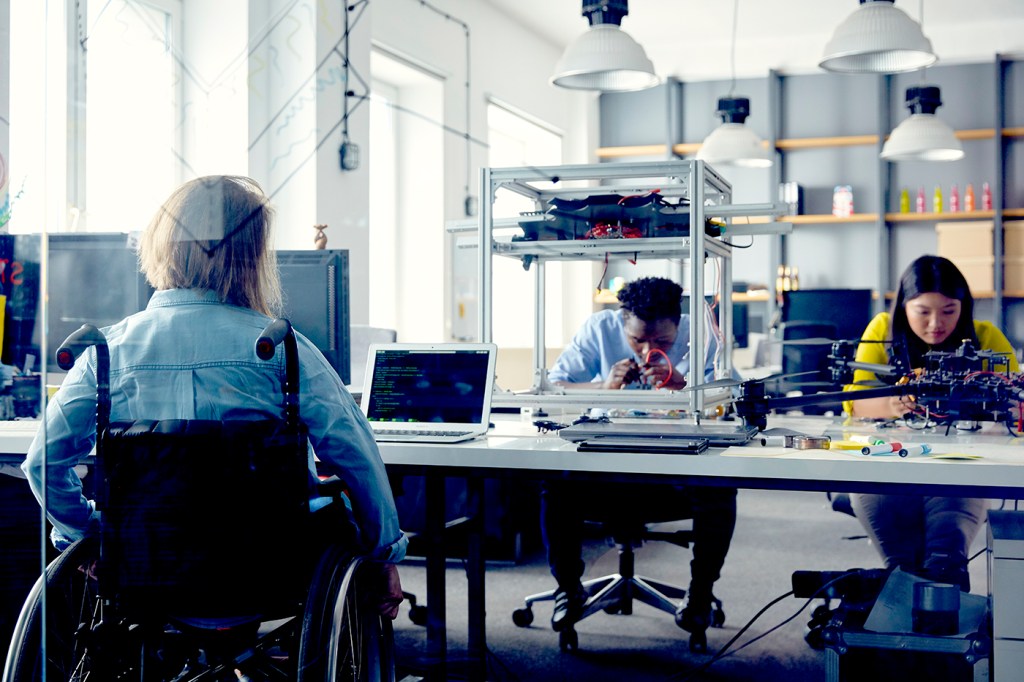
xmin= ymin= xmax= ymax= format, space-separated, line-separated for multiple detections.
xmin=733 ymin=337 xmax=1024 ymax=435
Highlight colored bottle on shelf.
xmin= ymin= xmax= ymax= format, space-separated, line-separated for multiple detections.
xmin=965 ymin=183 xmax=976 ymax=212
xmin=782 ymin=266 xmax=792 ymax=291
xmin=776 ymin=265 xmax=784 ymax=294
xmin=899 ymin=188 xmax=910 ymax=213
xmin=983 ymin=182 xmax=993 ymax=211
xmin=791 ymin=267 xmax=800 ymax=291
xmin=933 ymin=186 xmax=943 ymax=213
xmin=916 ymin=187 xmax=926 ymax=213
xmin=950 ymin=184 xmax=960 ymax=212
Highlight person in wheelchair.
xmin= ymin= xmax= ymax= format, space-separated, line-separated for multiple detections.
xmin=542 ymin=276 xmax=738 ymax=650
xmin=19 ymin=176 xmax=406 ymax=671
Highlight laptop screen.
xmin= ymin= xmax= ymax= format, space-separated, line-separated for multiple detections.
xmin=361 ymin=344 xmax=496 ymax=427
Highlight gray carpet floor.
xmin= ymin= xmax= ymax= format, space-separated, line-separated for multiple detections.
xmin=391 ymin=489 xmax=991 ymax=681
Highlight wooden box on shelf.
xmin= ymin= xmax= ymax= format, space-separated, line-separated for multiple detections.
xmin=936 ymin=220 xmax=994 ymax=259
xmin=937 ymin=221 xmax=994 ymax=291
xmin=1004 ymin=222 xmax=1024 ymax=292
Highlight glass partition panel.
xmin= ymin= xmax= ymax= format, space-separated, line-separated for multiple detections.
xmin=4 ymin=0 xmax=333 ymax=674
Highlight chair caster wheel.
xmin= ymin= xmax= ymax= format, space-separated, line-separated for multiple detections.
xmin=408 ymin=604 xmax=428 ymax=626
xmin=688 ymin=630 xmax=708 ymax=654
xmin=603 ymin=604 xmax=621 ymax=615
xmin=559 ymin=628 xmax=578 ymax=652
xmin=512 ymin=607 xmax=534 ymax=627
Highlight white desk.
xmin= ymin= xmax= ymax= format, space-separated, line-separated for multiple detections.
xmin=4 ymin=415 xmax=1023 ymax=680
xmin=377 ymin=414 xmax=1024 ymax=680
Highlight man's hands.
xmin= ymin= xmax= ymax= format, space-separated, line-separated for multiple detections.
xmin=602 ymin=358 xmax=687 ymax=390
xmin=368 ymin=562 xmax=404 ymax=620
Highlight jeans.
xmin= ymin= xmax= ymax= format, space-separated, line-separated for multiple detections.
xmin=850 ymin=493 xmax=987 ymax=575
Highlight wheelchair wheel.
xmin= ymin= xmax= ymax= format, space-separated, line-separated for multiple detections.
xmin=4 ymin=538 xmax=100 ymax=682
xmin=297 ymin=546 xmax=395 ymax=682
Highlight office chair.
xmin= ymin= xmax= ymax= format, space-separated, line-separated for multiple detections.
xmin=513 ymin=514 xmax=726 ymax=653
xmin=777 ymin=320 xmax=843 ymax=415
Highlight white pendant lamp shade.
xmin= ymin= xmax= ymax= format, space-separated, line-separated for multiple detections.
xmin=820 ymin=0 xmax=937 ymax=74
xmin=550 ymin=1 xmax=659 ymax=92
xmin=697 ymin=97 xmax=773 ymax=168
xmin=881 ymin=86 xmax=964 ymax=162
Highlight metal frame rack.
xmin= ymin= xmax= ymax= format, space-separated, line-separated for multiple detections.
xmin=476 ymin=159 xmax=781 ymax=416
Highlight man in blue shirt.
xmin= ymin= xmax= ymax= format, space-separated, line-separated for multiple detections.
xmin=543 ymin=277 xmax=737 ymax=652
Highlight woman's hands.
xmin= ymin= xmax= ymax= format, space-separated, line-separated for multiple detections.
xmin=368 ymin=562 xmax=404 ymax=620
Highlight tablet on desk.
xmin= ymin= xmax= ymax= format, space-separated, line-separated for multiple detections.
xmin=576 ymin=437 xmax=709 ymax=455
xmin=560 ymin=421 xmax=757 ymax=446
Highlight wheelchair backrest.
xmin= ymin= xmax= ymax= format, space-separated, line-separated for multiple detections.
xmin=98 ymin=418 xmax=312 ymax=619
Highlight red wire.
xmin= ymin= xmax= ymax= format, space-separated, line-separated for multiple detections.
xmin=645 ymin=348 xmax=672 ymax=388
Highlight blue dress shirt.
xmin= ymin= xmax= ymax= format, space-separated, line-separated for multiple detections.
xmin=22 ymin=288 xmax=406 ymax=562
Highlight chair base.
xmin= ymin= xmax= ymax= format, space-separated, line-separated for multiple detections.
xmin=513 ymin=572 xmax=723 ymax=653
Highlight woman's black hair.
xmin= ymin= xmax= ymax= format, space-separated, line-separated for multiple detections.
xmin=889 ymin=255 xmax=978 ymax=368
xmin=616 ymin=277 xmax=683 ymax=324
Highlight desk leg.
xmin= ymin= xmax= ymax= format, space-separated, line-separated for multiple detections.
xmin=425 ymin=474 xmax=447 ymax=681
xmin=466 ymin=477 xmax=486 ymax=682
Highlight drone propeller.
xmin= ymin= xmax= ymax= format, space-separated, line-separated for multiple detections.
xmin=770 ymin=337 xmax=892 ymax=347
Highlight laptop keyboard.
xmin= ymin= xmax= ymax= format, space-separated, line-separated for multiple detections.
xmin=373 ymin=428 xmax=472 ymax=438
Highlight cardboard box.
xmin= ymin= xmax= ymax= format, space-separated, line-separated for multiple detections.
xmin=1003 ymin=256 xmax=1024 ymax=291
xmin=936 ymin=221 xmax=993 ymax=259
xmin=1005 ymin=220 xmax=1024 ymax=257
xmin=951 ymin=255 xmax=994 ymax=293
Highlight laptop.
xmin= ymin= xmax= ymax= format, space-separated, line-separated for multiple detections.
xmin=360 ymin=343 xmax=498 ymax=443
xmin=559 ymin=421 xmax=759 ymax=447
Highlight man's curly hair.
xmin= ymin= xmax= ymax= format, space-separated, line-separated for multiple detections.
xmin=616 ymin=277 xmax=683 ymax=324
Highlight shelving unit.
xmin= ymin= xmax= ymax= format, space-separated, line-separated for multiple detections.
xmin=476 ymin=159 xmax=781 ymax=414
xmin=588 ymin=56 xmax=1024 ymax=347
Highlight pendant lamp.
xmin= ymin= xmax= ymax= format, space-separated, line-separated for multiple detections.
xmin=697 ymin=97 xmax=772 ymax=168
xmin=881 ymin=85 xmax=964 ymax=162
xmin=820 ymin=0 xmax=937 ymax=74
xmin=550 ymin=0 xmax=659 ymax=92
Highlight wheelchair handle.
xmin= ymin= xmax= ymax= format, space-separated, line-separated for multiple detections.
xmin=56 ymin=324 xmax=111 ymax=435
xmin=256 ymin=318 xmax=300 ymax=426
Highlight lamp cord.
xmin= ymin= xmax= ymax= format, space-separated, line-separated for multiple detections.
xmin=728 ymin=0 xmax=739 ymax=96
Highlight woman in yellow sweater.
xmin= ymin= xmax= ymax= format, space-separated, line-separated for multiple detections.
xmin=843 ymin=255 xmax=1019 ymax=590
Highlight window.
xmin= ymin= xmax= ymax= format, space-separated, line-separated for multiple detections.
xmin=9 ymin=0 xmax=182 ymax=234
xmin=486 ymin=101 xmax=564 ymax=349
xmin=369 ymin=49 xmax=444 ymax=340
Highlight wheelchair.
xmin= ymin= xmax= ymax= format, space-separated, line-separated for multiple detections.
xmin=4 ymin=320 xmax=394 ymax=682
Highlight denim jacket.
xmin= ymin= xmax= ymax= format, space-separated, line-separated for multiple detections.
xmin=22 ymin=288 xmax=406 ymax=562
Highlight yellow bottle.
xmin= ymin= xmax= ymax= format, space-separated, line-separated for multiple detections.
xmin=899 ymin=189 xmax=910 ymax=213
xmin=933 ymin=185 xmax=943 ymax=213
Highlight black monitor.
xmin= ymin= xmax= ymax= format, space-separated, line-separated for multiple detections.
xmin=781 ymin=289 xmax=874 ymax=342
xmin=277 ymin=249 xmax=351 ymax=385
xmin=44 ymin=234 xmax=154 ymax=365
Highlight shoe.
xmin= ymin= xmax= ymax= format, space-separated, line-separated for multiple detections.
xmin=551 ymin=584 xmax=586 ymax=632
xmin=675 ymin=589 xmax=723 ymax=654
xmin=921 ymin=554 xmax=970 ymax=592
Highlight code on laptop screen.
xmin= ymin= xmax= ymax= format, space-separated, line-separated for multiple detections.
xmin=365 ymin=349 xmax=491 ymax=424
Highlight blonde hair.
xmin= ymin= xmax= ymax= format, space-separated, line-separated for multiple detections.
xmin=139 ymin=175 xmax=282 ymax=316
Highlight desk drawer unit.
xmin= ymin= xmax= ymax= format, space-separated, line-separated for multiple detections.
xmin=989 ymin=510 xmax=1024 ymax=680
